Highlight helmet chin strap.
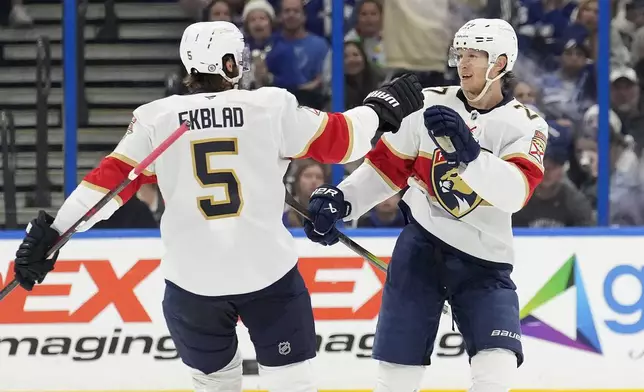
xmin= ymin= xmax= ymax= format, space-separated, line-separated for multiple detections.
xmin=466 ymin=63 xmax=507 ymax=103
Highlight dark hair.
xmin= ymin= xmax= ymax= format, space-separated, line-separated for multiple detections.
xmin=202 ymin=0 xmax=232 ymax=22
xmin=357 ymin=0 xmax=383 ymax=14
xmin=278 ymin=0 xmax=305 ymax=13
xmin=344 ymin=41 xmax=371 ymax=73
xmin=292 ymin=159 xmax=329 ymax=197
xmin=501 ymin=71 xmax=518 ymax=94
xmin=344 ymin=40 xmax=382 ymax=108
xmin=183 ymin=53 xmax=239 ymax=93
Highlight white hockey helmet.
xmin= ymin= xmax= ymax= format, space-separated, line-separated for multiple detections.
xmin=449 ymin=18 xmax=518 ymax=101
xmin=179 ymin=21 xmax=250 ymax=84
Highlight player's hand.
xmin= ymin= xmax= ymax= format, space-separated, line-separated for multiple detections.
xmin=363 ymin=73 xmax=424 ymax=133
xmin=424 ymin=105 xmax=480 ymax=167
xmin=14 ymin=210 xmax=60 ymax=291
xmin=303 ymin=185 xmax=351 ymax=246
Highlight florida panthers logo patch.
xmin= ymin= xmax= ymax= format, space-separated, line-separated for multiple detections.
xmin=431 ymin=149 xmax=482 ymax=219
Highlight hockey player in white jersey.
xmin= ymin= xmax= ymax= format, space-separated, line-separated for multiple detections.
xmin=303 ymin=19 xmax=548 ymax=392
xmin=11 ymin=21 xmax=423 ymax=392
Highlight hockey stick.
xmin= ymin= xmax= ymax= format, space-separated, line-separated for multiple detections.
xmin=285 ymin=191 xmax=450 ymax=315
xmin=0 ymin=121 xmax=191 ymax=301
xmin=285 ymin=191 xmax=388 ymax=272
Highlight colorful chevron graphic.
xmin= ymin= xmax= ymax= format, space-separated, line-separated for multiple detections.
xmin=519 ymin=255 xmax=602 ymax=354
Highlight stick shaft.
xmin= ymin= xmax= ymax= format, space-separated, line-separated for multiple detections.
xmin=285 ymin=191 xmax=450 ymax=315
xmin=0 ymin=121 xmax=190 ymax=301
xmin=285 ymin=192 xmax=388 ymax=272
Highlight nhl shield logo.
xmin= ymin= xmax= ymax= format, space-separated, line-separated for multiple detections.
xmin=278 ymin=341 xmax=291 ymax=356
xmin=431 ymin=149 xmax=482 ymax=218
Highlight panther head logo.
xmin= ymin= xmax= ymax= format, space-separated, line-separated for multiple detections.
xmin=431 ymin=150 xmax=482 ymax=218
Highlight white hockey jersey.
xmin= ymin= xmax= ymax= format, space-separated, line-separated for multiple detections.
xmin=52 ymin=87 xmax=380 ymax=296
xmin=339 ymin=86 xmax=548 ymax=264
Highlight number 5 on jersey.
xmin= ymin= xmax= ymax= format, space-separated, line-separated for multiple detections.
xmin=191 ymin=138 xmax=243 ymax=219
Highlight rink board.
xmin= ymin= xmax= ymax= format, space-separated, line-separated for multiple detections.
xmin=0 ymin=229 xmax=643 ymax=390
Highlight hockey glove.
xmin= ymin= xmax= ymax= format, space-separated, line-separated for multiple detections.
xmin=14 ymin=210 xmax=60 ymax=291
xmin=363 ymin=73 xmax=424 ymax=133
xmin=303 ymin=185 xmax=351 ymax=246
xmin=424 ymin=105 xmax=480 ymax=167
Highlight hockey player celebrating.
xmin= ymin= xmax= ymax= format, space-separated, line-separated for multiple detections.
xmin=304 ymin=19 xmax=548 ymax=392
xmin=11 ymin=21 xmax=423 ymax=392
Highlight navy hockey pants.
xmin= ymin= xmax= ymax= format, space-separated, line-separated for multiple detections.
xmin=162 ymin=266 xmax=317 ymax=375
xmin=372 ymin=222 xmax=523 ymax=366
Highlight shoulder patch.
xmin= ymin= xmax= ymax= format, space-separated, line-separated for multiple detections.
xmin=120 ymin=117 xmax=136 ymax=142
xmin=529 ymin=130 xmax=547 ymax=164
xmin=126 ymin=117 xmax=136 ymax=134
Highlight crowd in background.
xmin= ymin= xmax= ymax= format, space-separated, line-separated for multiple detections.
xmin=4 ymin=0 xmax=644 ymax=229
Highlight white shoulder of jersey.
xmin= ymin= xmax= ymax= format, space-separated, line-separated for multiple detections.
xmin=490 ymin=97 xmax=548 ymax=137
xmin=416 ymin=85 xmax=549 ymax=142
xmin=420 ymin=85 xmax=463 ymax=109
xmin=391 ymin=86 xmax=464 ymax=139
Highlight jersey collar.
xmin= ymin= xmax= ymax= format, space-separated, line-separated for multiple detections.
xmin=456 ymin=88 xmax=514 ymax=115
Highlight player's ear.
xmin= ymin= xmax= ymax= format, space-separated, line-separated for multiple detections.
xmin=494 ymin=55 xmax=507 ymax=72
xmin=491 ymin=55 xmax=508 ymax=78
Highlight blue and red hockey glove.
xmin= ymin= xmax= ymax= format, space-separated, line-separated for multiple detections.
xmin=424 ymin=105 xmax=480 ymax=167
xmin=303 ymin=184 xmax=351 ymax=246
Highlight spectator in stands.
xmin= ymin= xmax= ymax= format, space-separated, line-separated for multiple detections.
xmin=0 ymin=0 xmax=33 ymax=27
xmin=382 ymin=0 xmax=449 ymax=87
xmin=202 ymin=0 xmax=233 ymax=22
xmin=343 ymin=40 xmax=383 ymax=155
xmin=516 ymin=0 xmax=577 ymax=71
xmin=610 ymin=67 xmax=644 ymax=154
xmin=137 ymin=184 xmax=165 ymax=224
xmin=344 ymin=41 xmax=383 ymax=109
xmin=609 ymin=135 xmax=644 ymax=226
xmin=93 ymin=196 xmax=159 ymax=229
xmin=283 ymin=159 xmax=329 ymax=227
xmin=243 ymin=0 xmax=306 ymax=91
xmin=514 ymin=80 xmax=539 ymax=106
xmin=626 ymin=1 xmax=644 ymax=74
xmin=225 ymin=0 xmax=247 ymax=26
xmin=513 ymin=126 xmax=595 ymax=228
xmin=563 ymin=0 xmax=630 ymax=67
xmin=539 ymin=37 xmax=596 ymax=124
xmin=278 ymin=0 xmax=331 ymax=109
xmin=345 ymin=0 xmax=385 ymax=69
xmin=357 ymin=193 xmax=405 ymax=228
xmin=563 ymin=0 xmax=599 ymax=57
xmin=571 ymin=104 xmax=644 ymax=225
xmin=269 ymin=0 xmax=356 ymax=38
xmin=614 ymin=0 xmax=644 ymax=52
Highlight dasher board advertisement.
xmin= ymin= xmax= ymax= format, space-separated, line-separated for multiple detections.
xmin=0 ymin=234 xmax=642 ymax=391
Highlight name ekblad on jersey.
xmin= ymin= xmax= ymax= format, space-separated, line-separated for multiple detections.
xmin=431 ymin=149 xmax=482 ymax=219
xmin=178 ymin=106 xmax=244 ymax=130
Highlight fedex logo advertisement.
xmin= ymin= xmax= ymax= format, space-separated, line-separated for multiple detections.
xmin=0 ymin=235 xmax=643 ymax=390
